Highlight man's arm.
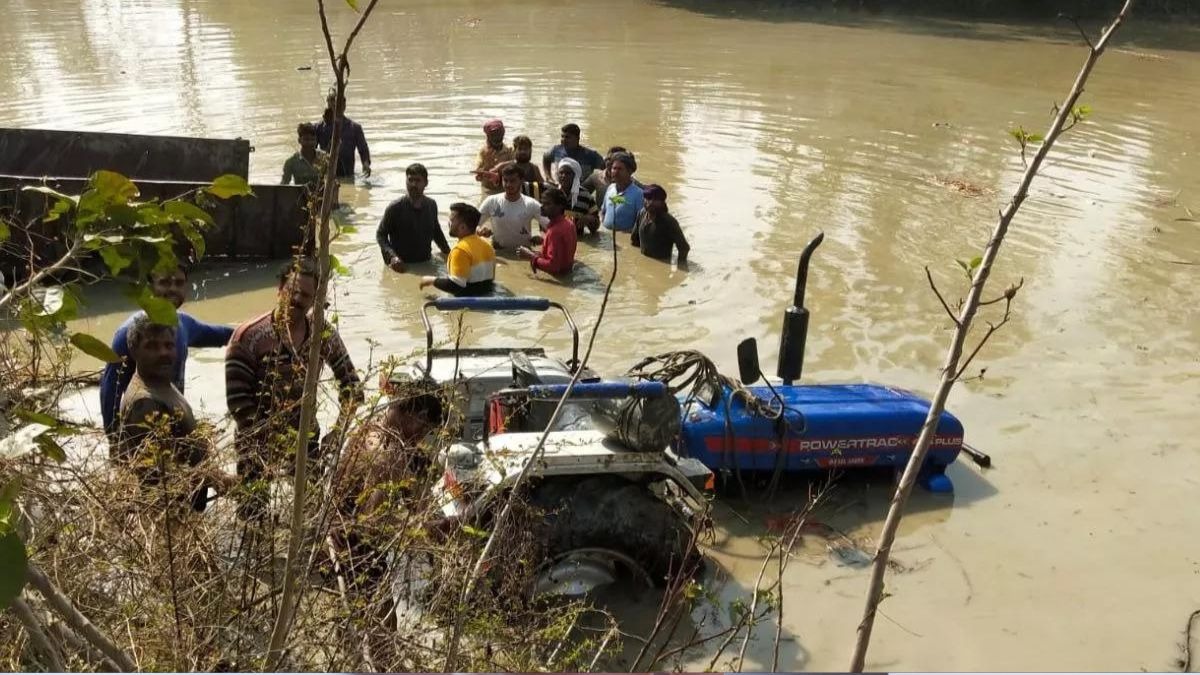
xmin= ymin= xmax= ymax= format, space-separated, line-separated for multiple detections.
xmin=376 ymin=206 xmax=399 ymax=264
xmin=281 ymin=157 xmax=294 ymax=185
xmin=542 ymin=148 xmax=555 ymax=183
xmin=224 ymin=339 xmax=259 ymax=431
xmin=181 ymin=313 xmax=234 ymax=349
xmin=322 ymin=330 xmax=364 ymax=410
xmin=631 ymin=214 xmax=643 ymax=248
xmin=425 ymin=247 xmax=468 ymax=294
xmin=670 ymin=216 xmax=690 ymax=262
xmin=430 ymin=205 xmax=451 ymax=255
xmin=355 ymin=123 xmax=371 ymax=175
xmin=99 ymin=325 xmax=134 ymax=434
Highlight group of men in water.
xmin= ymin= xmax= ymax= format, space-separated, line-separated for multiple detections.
xmin=101 ymin=100 xmax=697 ymax=521
xmin=282 ymin=95 xmax=690 ymax=296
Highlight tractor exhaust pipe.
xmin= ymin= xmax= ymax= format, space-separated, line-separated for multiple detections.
xmin=777 ymin=231 xmax=824 ymax=385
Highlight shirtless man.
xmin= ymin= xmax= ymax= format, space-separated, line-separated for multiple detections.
xmin=115 ymin=314 xmax=233 ymax=512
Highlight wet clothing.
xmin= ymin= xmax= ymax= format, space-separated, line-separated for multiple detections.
xmin=530 ymin=215 xmax=577 ymax=276
xmin=281 ymin=150 xmax=329 ymax=187
xmin=433 ymin=234 xmax=496 ymax=297
xmin=225 ymin=310 xmax=362 ymax=483
xmin=315 ymin=116 xmax=370 ymax=178
xmin=476 ymin=144 xmax=515 ymax=193
xmin=511 ymin=161 xmax=544 ymax=184
xmin=567 ymin=191 xmax=599 ymax=234
xmin=601 ymin=182 xmax=645 ymax=232
xmin=100 ymin=311 xmax=233 ymax=435
xmin=479 ymin=192 xmax=543 ymax=249
xmin=116 ymin=376 xmax=210 ymax=512
xmin=632 ymin=209 xmax=690 ymax=262
xmin=376 ymin=196 xmax=452 ymax=264
xmin=543 ymin=144 xmax=605 ymax=180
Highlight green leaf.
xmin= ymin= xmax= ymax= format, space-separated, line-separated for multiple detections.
xmin=956 ymin=258 xmax=971 ymax=274
xmin=205 ymin=174 xmax=253 ymax=199
xmin=1073 ymin=104 xmax=1093 ymax=119
xmin=163 ymin=200 xmax=215 ymax=227
xmin=134 ymin=203 xmax=173 ymax=227
xmin=0 ymin=220 xmax=8 ymax=244
xmin=44 ymin=198 xmax=73 ymax=223
xmin=69 ymin=333 xmax=122 ymax=363
xmin=177 ymin=220 xmax=206 ymax=260
xmin=14 ymin=410 xmax=60 ymax=427
xmin=105 ymin=203 xmax=140 ymax=229
xmin=35 ymin=435 xmax=66 ymax=463
xmin=1008 ymin=127 xmax=1027 ymax=143
xmin=969 ymin=256 xmax=983 ymax=271
xmin=135 ymin=287 xmax=179 ymax=327
xmin=91 ymin=170 xmax=139 ymax=203
xmin=345 ymin=0 xmax=360 ymax=10
xmin=1025 ymin=133 xmax=1044 ymax=144
xmin=0 ymin=531 xmax=28 ymax=610
xmin=0 ymin=479 xmax=21 ymax=535
xmin=461 ymin=525 xmax=489 ymax=538
xmin=330 ymin=254 xmax=349 ymax=276
xmin=99 ymin=245 xmax=134 ymax=276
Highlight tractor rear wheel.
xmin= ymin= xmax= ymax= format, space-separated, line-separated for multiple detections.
xmin=531 ymin=475 xmax=695 ymax=594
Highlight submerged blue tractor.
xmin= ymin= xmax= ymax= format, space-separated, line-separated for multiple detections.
xmin=673 ymin=231 xmax=983 ymax=493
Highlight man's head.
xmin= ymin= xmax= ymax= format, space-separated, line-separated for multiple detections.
xmin=643 ymin=184 xmax=668 ymax=215
xmin=150 ymin=267 xmax=188 ymax=309
xmin=128 ymin=313 xmax=177 ymax=383
xmin=513 ymin=135 xmax=533 ymax=163
xmin=483 ymin=119 xmax=505 ymax=148
xmin=327 ymin=92 xmax=347 ymax=115
xmin=276 ymin=257 xmax=318 ymax=316
xmin=448 ymin=203 xmax=482 ymax=238
xmin=555 ymin=162 xmax=577 ymax=190
xmin=405 ymin=163 xmax=429 ymax=200
xmin=297 ymin=122 xmax=318 ymax=152
xmin=540 ymin=187 xmax=570 ymax=219
xmin=609 ymin=151 xmax=637 ymax=188
xmin=560 ymin=123 xmax=581 ymax=151
xmin=385 ymin=389 xmax=443 ymax=445
xmin=604 ymin=146 xmax=628 ymax=180
xmin=500 ymin=164 xmax=523 ymax=198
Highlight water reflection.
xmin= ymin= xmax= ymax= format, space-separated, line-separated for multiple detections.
xmin=4 ymin=0 xmax=1200 ymax=670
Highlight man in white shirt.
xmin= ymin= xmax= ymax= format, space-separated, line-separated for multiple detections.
xmin=478 ymin=164 xmax=546 ymax=250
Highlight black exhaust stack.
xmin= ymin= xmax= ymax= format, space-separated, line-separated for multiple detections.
xmin=777 ymin=231 xmax=824 ymax=386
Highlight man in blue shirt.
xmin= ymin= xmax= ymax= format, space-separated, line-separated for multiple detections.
xmin=542 ymin=123 xmax=605 ymax=192
xmin=316 ymin=93 xmax=371 ymax=179
xmin=600 ymin=152 xmax=644 ymax=232
xmin=99 ymin=267 xmax=234 ymax=438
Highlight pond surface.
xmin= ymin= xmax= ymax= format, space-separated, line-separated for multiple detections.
xmin=3 ymin=0 xmax=1199 ymax=669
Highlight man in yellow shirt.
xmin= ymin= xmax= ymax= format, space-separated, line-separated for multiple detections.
xmin=419 ymin=203 xmax=496 ymax=297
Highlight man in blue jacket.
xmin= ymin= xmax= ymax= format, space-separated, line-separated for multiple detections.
xmin=99 ymin=267 xmax=234 ymax=440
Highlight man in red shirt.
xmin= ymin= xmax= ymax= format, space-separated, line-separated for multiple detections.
xmin=518 ymin=187 xmax=577 ymax=277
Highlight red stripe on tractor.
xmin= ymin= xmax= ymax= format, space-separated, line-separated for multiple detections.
xmin=701 ymin=435 xmax=964 ymax=454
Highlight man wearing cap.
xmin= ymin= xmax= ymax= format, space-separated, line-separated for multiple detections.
xmin=542 ymin=123 xmax=606 ymax=194
xmin=600 ymin=152 xmax=644 ymax=232
xmin=474 ymin=119 xmax=515 ymax=195
xmin=632 ymin=184 xmax=690 ymax=265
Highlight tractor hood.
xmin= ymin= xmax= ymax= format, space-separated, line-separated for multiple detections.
xmin=677 ymin=382 xmax=964 ymax=474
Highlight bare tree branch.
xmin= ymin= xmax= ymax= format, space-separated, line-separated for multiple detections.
xmin=848 ymin=1 xmax=1135 ymax=671
xmin=12 ymin=596 xmax=67 ymax=672
xmin=925 ymin=266 xmax=961 ymax=326
xmin=26 ymin=564 xmax=138 ymax=672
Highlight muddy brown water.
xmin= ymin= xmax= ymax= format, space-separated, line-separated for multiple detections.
xmin=4 ymin=0 xmax=1200 ymax=670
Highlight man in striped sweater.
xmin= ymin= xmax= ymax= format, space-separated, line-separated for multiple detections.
xmin=225 ymin=258 xmax=363 ymax=492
